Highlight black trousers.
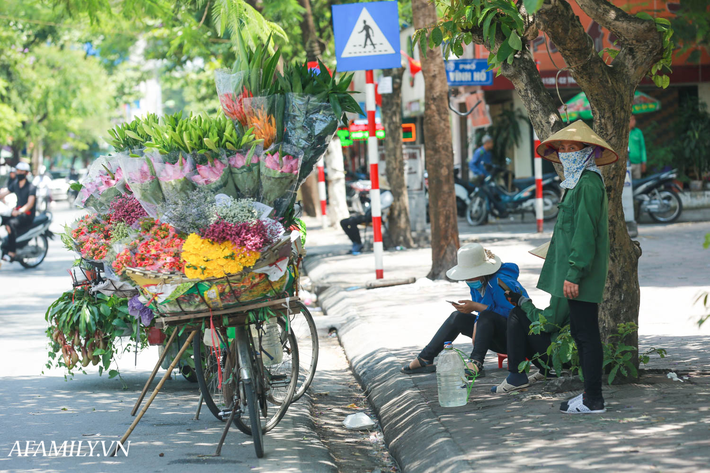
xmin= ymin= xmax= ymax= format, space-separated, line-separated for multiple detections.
xmin=506 ymin=307 xmax=552 ymax=374
xmin=419 ymin=310 xmax=507 ymax=364
xmin=1 ymin=214 xmax=32 ymax=254
xmin=568 ymin=300 xmax=603 ymax=401
xmin=340 ymin=212 xmax=371 ymax=245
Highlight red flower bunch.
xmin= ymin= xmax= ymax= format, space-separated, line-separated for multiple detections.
xmin=109 ymin=194 xmax=147 ymax=226
xmin=201 ymin=219 xmax=270 ymax=253
xmin=219 ymin=86 xmax=252 ymax=126
xmin=112 ymin=220 xmax=185 ymax=274
xmin=71 ymin=215 xmax=112 ymax=261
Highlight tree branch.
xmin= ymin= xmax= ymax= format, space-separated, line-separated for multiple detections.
xmin=500 ymin=53 xmax=565 ymax=140
xmin=575 ymin=0 xmax=659 ymax=46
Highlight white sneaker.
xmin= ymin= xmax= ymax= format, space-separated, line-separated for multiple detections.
xmin=560 ymin=394 xmax=606 ymax=414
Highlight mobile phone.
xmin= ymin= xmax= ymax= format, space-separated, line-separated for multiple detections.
xmin=497 ymin=279 xmax=511 ymax=292
xmin=446 ymin=300 xmax=458 ymax=305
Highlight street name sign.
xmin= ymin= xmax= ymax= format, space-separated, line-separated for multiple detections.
xmin=332 ymin=1 xmax=401 ymax=72
xmin=445 ymin=59 xmax=493 ymax=86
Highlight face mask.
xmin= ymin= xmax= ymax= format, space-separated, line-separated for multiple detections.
xmin=466 ymin=280 xmax=483 ymax=290
xmin=16 ymin=173 xmax=27 ymax=181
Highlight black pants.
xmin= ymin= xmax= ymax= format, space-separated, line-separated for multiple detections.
xmin=340 ymin=212 xmax=371 ymax=245
xmin=419 ymin=310 xmax=507 ymax=364
xmin=569 ymin=300 xmax=603 ymax=401
xmin=506 ymin=307 xmax=551 ymax=374
xmin=1 ymin=214 xmax=32 ymax=254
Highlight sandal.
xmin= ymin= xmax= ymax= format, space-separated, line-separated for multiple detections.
xmin=491 ymin=378 xmax=530 ymax=394
xmin=464 ymin=360 xmax=485 ymax=379
xmin=401 ymin=356 xmax=436 ymax=374
xmin=527 ymin=371 xmax=547 ymax=384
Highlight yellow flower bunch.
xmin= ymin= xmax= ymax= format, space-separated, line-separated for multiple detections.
xmin=182 ymin=233 xmax=260 ymax=280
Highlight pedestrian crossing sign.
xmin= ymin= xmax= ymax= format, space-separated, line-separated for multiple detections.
xmin=332 ymin=1 xmax=401 ymax=72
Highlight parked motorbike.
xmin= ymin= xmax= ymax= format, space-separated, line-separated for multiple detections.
xmin=633 ymin=169 xmax=683 ymax=223
xmin=0 ymin=211 xmax=54 ymax=268
xmin=466 ymin=164 xmax=562 ymax=226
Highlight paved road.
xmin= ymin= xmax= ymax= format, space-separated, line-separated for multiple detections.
xmin=0 ymin=204 xmax=335 ymax=472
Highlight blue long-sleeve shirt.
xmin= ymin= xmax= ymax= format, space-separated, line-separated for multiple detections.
xmin=469 ymin=263 xmax=528 ymax=321
xmin=469 ymin=146 xmax=492 ymax=177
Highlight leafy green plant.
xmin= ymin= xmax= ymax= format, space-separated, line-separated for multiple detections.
xmin=44 ymin=289 xmax=147 ymax=382
xmin=519 ymin=318 xmax=665 ymax=385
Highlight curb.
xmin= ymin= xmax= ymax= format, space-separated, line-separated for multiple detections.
xmin=307 ymin=258 xmax=474 ymax=473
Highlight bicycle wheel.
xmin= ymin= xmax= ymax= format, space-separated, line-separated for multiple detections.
xmin=193 ymin=328 xmax=229 ymax=422
xmin=235 ymin=326 xmax=264 ymax=458
xmin=287 ymin=302 xmax=319 ymax=402
xmin=234 ymin=318 xmax=299 ymax=434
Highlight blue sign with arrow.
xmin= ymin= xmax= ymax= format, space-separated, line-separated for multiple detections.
xmin=332 ymin=1 xmax=401 ymax=72
xmin=445 ymin=59 xmax=493 ymax=86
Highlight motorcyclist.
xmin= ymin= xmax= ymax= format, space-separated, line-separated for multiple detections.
xmin=0 ymin=162 xmax=37 ymax=262
xmin=469 ymin=135 xmax=494 ymax=182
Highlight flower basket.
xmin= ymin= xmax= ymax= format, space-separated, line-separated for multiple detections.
xmin=124 ymin=237 xmax=296 ymax=317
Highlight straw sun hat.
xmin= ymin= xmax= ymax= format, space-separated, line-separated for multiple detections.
xmin=535 ymin=120 xmax=619 ymax=166
xmin=446 ymin=243 xmax=501 ymax=281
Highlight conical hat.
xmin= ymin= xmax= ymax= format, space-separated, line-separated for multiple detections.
xmin=528 ymin=241 xmax=549 ymax=260
xmin=536 ymin=121 xmax=618 ymax=166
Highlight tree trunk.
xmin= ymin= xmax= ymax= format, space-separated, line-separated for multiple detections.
xmin=411 ymin=0 xmax=460 ymax=279
xmin=300 ymin=173 xmax=320 ymax=218
xmin=381 ymin=67 xmax=414 ymax=248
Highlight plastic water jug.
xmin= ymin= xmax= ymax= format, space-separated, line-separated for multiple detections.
xmin=436 ymin=342 xmax=468 ymax=407
xmin=252 ymin=318 xmax=283 ymax=366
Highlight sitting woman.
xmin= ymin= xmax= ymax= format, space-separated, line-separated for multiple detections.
xmin=491 ymin=293 xmax=570 ymax=393
xmin=402 ymin=243 xmax=528 ymax=378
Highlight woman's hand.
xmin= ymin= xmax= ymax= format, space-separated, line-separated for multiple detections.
xmin=563 ymin=280 xmax=579 ymax=299
xmin=453 ymin=300 xmax=478 ymax=314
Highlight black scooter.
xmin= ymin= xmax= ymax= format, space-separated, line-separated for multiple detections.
xmin=466 ymin=164 xmax=562 ymax=226
xmin=633 ymin=169 xmax=683 ymax=223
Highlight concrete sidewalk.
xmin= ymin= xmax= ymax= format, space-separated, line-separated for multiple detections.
xmin=304 ymin=218 xmax=710 ymax=472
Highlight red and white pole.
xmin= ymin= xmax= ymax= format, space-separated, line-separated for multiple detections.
xmin=316 ymin=157 xmax=328 ymax=228
xmin=534 ymin=131 xmax=543 ymax=233
xmin=365 ymin=70 xmax=383 ymax=279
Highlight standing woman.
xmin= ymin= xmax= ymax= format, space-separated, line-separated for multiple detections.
xmin=535 ymin=121 xmax=618 ymax=414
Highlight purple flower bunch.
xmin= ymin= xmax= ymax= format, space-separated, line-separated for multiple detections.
xmin=201 ymin=219 xmax=271 ymax=252
xmin=109 ymin=195 xmax=147 ymax=226
xmin=128 ymin=295 xmax=154 ymax=326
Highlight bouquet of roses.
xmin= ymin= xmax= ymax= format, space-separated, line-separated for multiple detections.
xmin=119 ymin=152 xmax=164 ymax=216
xmin=112 ymin=219 xmax=185 ymax=275
xmin=70 ymin=215 xmax=113 ymax=261
xmin=259 ymin=146 xmax=302 ymax=212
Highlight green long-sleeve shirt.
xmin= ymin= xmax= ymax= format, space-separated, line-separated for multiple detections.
xmin=537 ymin=171 xmax=609 ymax=303
xmin=628 ymin=127 xmax=647 ymax=164
xmin=520 ymin=296 xmax=570 ymax=342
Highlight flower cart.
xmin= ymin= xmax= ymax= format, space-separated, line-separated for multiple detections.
xmin=45 ymin=32 xmax=361 ymax=458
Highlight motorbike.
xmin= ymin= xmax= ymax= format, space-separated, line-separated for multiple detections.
xmin=633 ymin=169 xmax=683 ymax=223
xmin=466 ymin=164 xmax=562 ymax=226
xmin=0 ymin=201 xmax=53 ymax=268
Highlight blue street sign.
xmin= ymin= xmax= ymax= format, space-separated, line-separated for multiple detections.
xmin=332 ymin=1 xmax=401 ymax=72
xmin=445 ymin=59 xmax=493 ymax=86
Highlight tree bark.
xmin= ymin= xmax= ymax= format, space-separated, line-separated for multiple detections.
xmin=381 ymin=67 xmax=414 ymax=248
xmin=461 ymin=0 xmax=665 ymax=373
xmin=412 ymin=0 xmax=460 ymax=279
xmin=300 ymin=173 xmax=321 ymax=218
